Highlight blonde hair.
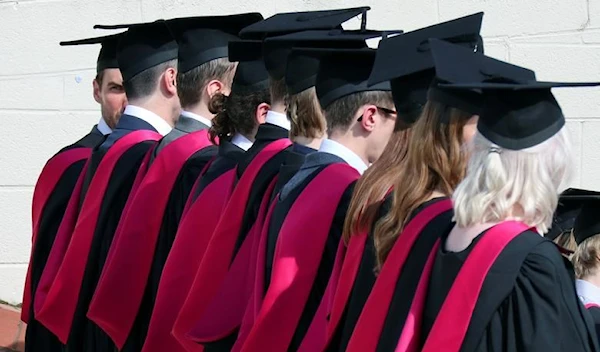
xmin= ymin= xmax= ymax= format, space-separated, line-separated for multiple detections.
xmin=286 ymin=87 xmax=326 ymax=140
xmin=453 ymin=127 xmax=573 ymax=234
xmin=573 ymin=235 xmax=600 ymax=279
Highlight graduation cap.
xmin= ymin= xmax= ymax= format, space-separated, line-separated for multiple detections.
xmin=441 ymin=80 xmax=600 ymax=151
xmin=231 ymin=7 xmax=371 ymax=68
xmin=428 ymin=39 xmax=533 ymax=116
xmin=546 ymin=188 xmax=598 ymax=241
xmin=368 ymin=12 xmax=484 ymax=123
xmin=572 ymin=191 xmax=600 ymax=244
xmin=60 ymin=33 xmax=124 ymax=73
xmin=239 ymin=7 xmax=370 ymax=40
xmin=293 ymin=47 xmax=390 ymax=109
xmin=165 ymin=13 xmax=264 ymax=73
xmin=115 ymin=20 xmax=179 ymax=82
xmin=265 ymin=29 xmax=397 ymax=93
xmin=231 ymin=59 xmax=270 ymax=95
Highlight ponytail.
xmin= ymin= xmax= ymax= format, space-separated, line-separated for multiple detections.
xmin=208 ymin=92 xmax=235 ymax=144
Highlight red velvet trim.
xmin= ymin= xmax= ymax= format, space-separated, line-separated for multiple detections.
xmin=87 ymin=130 xmax=214 ymax=348
xmin=421 ymin=221 xmax=531 ymax=352
xmin=22 ymin=148 xmax=91 ymax=323
xmin=35 ymin=131 xmax=161 ymax=343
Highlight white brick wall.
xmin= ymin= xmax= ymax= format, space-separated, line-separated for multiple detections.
xmin=0 ymin=0 xmax=599 ymax=304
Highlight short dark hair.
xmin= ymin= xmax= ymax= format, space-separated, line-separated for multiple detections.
xmin=177 ymin=58 xmax=237 ymax=109
xmin=94 ymin=70 xmax=105 ymax=90
xmin=324 ymin=91 xmax=394 ymax=134
xmin=123 ymin=59 xmax=177 ymax=101
xmin=269 ymin=76 xmax=288 ymax=105
xmin=208 ymin=87 xmax=271 ymax=144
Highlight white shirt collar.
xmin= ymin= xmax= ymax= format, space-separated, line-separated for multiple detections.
xmin=97 ymin=118 xmax=112 ymax=135
xmin=318 ymin=139 xmax=368 ymax=175
xmin=576 ymin=279 xmax=600 ymax=305
xmin=265 ymin=110 xmax=291 ymax=131
xmin=124 ymin=105 xmax=173 ymax=136
xmin=181 ymin=110 xmax=212 ymax=128
xmin=231 ymin=133 xmax=253 ymax=151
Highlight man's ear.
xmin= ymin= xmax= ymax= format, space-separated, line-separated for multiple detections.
xmin=359 ymin=105 xmax=377 ymax=132
xmin=255 ymin=103 xmax=270 ymax=124
xmin=206 ymin=79 xmax=224 ymax=99
xmin=93 ymin=79 xmax=102 ymax=104
xmin=164 ymin=67 xmax=178 ymax=96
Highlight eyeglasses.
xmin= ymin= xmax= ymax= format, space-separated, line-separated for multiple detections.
xmin=357 ymin=105 xmax=398 ymax=122
xmin=376 ymin=106 xmax=397 ymax=117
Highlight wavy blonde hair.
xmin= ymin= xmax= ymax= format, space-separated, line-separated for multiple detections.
xmin=573 ymin=234 xmax=600 ymax=279
xmin=453 ymin=127 xmax=573 ymax=234
xmin=286 ymin=87 xmax=326 ymax=140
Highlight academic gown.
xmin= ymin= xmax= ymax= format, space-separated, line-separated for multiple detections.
xmin=326 ymin=195 xmax=392 ymax=352
xmin=65 ymin=114 xmax=160 ymax=352
xmin=120 ymin=115 xmax=217 ymax=352
xmin=230 ymin=123 xmax=291 ymax=256
xmin=24 ymin=126 xmax=105 ymax=352
xmin=421 ymin=229 xmax=599 ymax=352
xmin=141 ymin=138 xmax=246 ymax=352
xmin=588 ymin=307 xmax=600 ymax=344
xmin=259 ymin=152 xmax=356 ymax=351
xmin=187 ymin=123 xmax=290 ymax=352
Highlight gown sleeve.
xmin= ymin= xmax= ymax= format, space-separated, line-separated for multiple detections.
xmin=473 ymin=241 xmax=596 ymax=352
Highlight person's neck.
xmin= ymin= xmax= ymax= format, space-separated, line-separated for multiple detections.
xmin=293 ymin=136 xmax=324 ymax=150
xmin=583 ymin=275 xmax=600 ymax=289
xmin=269 ymin=101 xmax=287 ymax=115
xmin=129 ymin=98 xmax=178 ymax=127
xmin=328 ymin=131 xmax=369 ymax=166
xmin=183 ymin=101 xmax=215 ymax=121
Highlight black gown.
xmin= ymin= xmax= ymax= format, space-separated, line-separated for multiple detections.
xmin=65 ymin=114 xmax=160 ymax=352
xmin=263 ymin=151 xmax=356 ymax=350
xmin=25 ymin=126 xmax=105 ymax=352
xmin=328 ymin=197 xmax=454 ymax=352
xmin=421 ymin=228 xmax=599 ymax=352
xmin=121 ymin=116 xmax=217 ymax=352
xmin=201 ymin=124 xmax=291 ymax=352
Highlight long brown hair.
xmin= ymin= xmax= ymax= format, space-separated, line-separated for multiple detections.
xmin=286 ymin=87 xmax=326 ymax=139
xmin=343 ymin=121 xmax=412 ymax=242
xmin=373 ymin=100 xmax=473 ymax=269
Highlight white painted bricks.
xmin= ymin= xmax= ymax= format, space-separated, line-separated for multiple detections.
xmin=0 ymin=0 xmax=599 ymax=304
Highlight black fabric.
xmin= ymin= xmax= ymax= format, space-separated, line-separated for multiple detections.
xmin=421 ymin=229 xmax=599 ymax=352
xmin=152 ymin=114 xmax=210 ymax=157
xmin=24 ymin=127 xmax=104 ymax=352
xmin=192 ymin=140 xmax=246 ymax=201
xmin=327 ymin=195 xmax=393 ymax=352
xmin=290 ymin=180 xmax=356 ymax=350
xmin=122 ymin=135 xmax=217 ymax=352
xmin=376 ymin=198 xmax=453 ymax=352
xmin=587 ymin=307 xmax=600 ymax=346
xmin=65 ymin=141 xmax=155 ymax=352
xmin=230 ymin=123 xmax=291 ymax=255
xmin=201 ymin=125 xmax=290 ymax=351
xmin=79 ymin=114 xmax=156 ymax=206
xmin=60 ymin=34 xmax=122 ymax=73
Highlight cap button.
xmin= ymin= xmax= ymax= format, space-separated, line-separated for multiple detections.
xmin=416 ymin=40 xmax=430 ymax=53
xmin=296 ymin=15 xmax=312 ymax=22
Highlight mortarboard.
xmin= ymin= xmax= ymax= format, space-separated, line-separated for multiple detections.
xmin=265 ymin=29 xmax=398 ymax=93
xmin=165 ymin=13 xmax=264 ymax=73
xmin=231 ymin=6 xmax=370 ymax=72
xmin=441 ymin=80 xmax=600 ymax=150
xmin=572 ymin=191 xmax=600 ymax=244
xmin=115 ymin=20 xmax=179 ymax=82
xmin=546 ymin=188 xmax=599 ymax=241
xmin=368 ymin=12 xmax=484 ymax=123
xmin=231 ymin=59 xmax=270 ymax=95
xmin=60 ymin=33 xmax=124 ymax=73
xmin=293 ymin=47 xmax=390 ymax=109
xmin=428 ymin=39 xmax=533 ymax=116
xmin=239 ymin=7 xmax=370 ymax=40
